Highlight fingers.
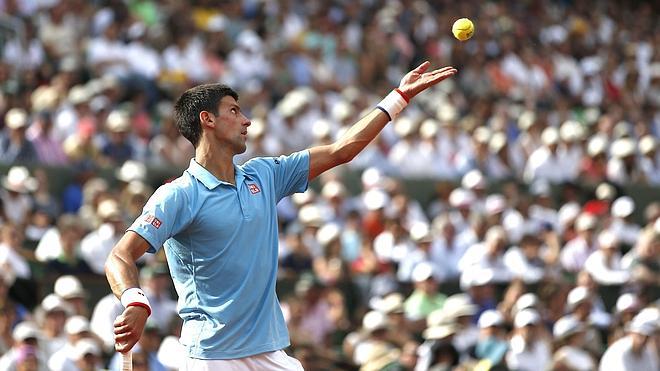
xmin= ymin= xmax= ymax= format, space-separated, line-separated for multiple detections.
xmin=114 ymin=324 xmax=130 ymax=335
xmin=412 ymin=61 xmax=431 ymax=74
xmin=428 ymin=66 xmax=457 ymax=76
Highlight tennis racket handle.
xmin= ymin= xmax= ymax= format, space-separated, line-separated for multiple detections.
xmin=121 ymin=350 xmax=133 ymax=371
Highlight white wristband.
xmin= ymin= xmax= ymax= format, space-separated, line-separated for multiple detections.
xmin=120 ymin=288 xmax=152 ymax=315
xmin=376 ymin=89 xmax=409 ymax=121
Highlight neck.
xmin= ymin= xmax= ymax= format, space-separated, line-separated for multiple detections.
xmin=195 ymin=140 xmax=236 ymax=184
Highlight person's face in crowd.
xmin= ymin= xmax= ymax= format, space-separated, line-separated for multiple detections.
xmin=44 ymin=309 xmax=67 ymax=335
xmin=486 ymin=236 xmax=506 ymax=257
xmin=132 ymin=352 xmax=149 ymax=371
xmin=521 ymin=238 xmax=541 ymax=260
xmin=576 ymin=271 xmax=597 ymax=291
xmin=574 ymin=301 xmax=592 ymax=321
xmin=441 ymin=222 xmax=455 ymax=241
xmin=140 ymin=328 xmax=161 ymax=353
xmin=109 ymin=130 xmax=129 ymax=145
xmin=469 ymin=284 xmax=495 ymax=303
xmin=60 ymin=226 xmax=81 ymax=255
xmin=399 ymin=340 xmax=419 ymax=368
xmin=417 ymin=277 xmax=438 ymax=295
xmin=204 ymin=95 xmax=251 ymax=155
xmin=1 ymin=226 xmax=22 ymax=249
xmin=519 ymin=324 xmax=537 ymax=343
xmin=69 ymin=330 xmax=90 ymax=344
xmin=630 ymin=333 xmax=649 ymax=354
xmin=65 ymin=297 xmax=88 ymax=317
xmin=75 ymin=353 xmax=100 ymax=371
xmin=15 ymin=347 xmax=39 ymax=371
xmin=579 ymin=228 xmax=595 ymax=243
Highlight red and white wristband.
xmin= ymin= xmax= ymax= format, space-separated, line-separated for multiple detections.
xmin=376 ymin=88 xmax=410 ymax=121
xmin=120 ymin=288 xmax=152 ymax=316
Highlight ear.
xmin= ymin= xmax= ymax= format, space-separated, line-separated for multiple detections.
xmin=199 ymin=111 xmax=216 ymax=129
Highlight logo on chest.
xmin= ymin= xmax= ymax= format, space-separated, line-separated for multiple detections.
xmin=247 ymin=183 xmax=261 ymax=194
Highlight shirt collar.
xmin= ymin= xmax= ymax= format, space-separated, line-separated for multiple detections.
xmin=186 ymin=159 xmax=252 ymax=190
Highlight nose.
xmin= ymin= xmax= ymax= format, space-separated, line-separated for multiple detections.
xmin=242 ymin=113 xmax=251 ymax=126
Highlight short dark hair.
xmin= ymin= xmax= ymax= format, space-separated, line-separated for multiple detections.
xmin=173 ymin=84 xmax=239 ymax=147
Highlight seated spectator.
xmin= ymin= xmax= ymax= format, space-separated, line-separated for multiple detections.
xmin=0 ymin=108 xmax=39 ymax=164
xmin=458 ymin=226 xmax=512 ymax=284
xmin=53 ymin=275 xmax=89 ymax=318
xmin=599 ymin=309 xmax=659 ymax=371
xmin=560 ymin=213 xmax=599 ymax=274
xmin=45 ymin=215 xmax=92 ymax=275
xmin=404 ymin=262 xmax=446 ymax=322
xmin=584 ymin=230 xmax=630 ymax=286
xmin=505 ymin=309 xmax=551 ymax=371
xmin=471 ymin=310 xmax=508 ymax=368
xmin=552 ymin=315 xmax=595 ymax=371
xmin=504 ymin=234 xmax=548 ymax=284
xmin=80 ymin=198 xmax=125 ymax=275
xmin=1 ymin=166 xmax=37 ymax=226
xmin=0 ymin=322 xmax=47 ymax=370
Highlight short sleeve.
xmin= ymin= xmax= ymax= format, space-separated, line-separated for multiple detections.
xmin=127 ymin=183 xmax=191 ymax=253
xmin=272 ymin=150 xmax=310 ymax=200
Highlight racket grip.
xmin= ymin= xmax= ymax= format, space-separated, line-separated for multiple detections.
xmin=121 ymin=351 xmax=133 ymax=371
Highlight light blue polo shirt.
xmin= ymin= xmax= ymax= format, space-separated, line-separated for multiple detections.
xmin=128 ymin=150 xmax=309 ymax=359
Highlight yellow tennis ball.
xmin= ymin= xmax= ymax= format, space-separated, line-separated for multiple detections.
xmin=452 ymin=18 xmax=474 ymax=41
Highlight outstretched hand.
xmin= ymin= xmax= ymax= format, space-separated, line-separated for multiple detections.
xmin=398 ymin=61 xmax=457 ymax=99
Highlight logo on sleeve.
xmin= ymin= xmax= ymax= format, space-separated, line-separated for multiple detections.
xmin=144 ymin=214 xmax=162 ymax=229
xmin=248 ymin=183 xmax=261 ymax=194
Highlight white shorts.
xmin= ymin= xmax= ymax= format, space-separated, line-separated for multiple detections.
xmin=182 ymin=350 xmax=304 ymax=371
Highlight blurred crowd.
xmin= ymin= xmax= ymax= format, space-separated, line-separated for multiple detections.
xmin=0 ymin=0 xmax=659 ymax=370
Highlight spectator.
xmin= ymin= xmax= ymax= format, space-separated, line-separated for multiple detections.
xmin=79 ymin=198 xmax=125 ymax=275
xmin=505 ymin=309 xmax=551 ymax=371
xmin=403 ymin=262 xmax=446 ymax=322
xmin=53 ymin=276 xmax=89 ymax=318
xmin=599 ymin=310 xmax=659 ymax=371
xmin=0 ymin=322 xmax=47 ymax=370
xmin=0 ymin=108 xmax=39 ymax=164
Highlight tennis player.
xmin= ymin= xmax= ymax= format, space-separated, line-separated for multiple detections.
xmin=105 ymin=61 xmax=456 ymax=370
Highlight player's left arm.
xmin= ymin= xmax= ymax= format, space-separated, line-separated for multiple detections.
xmin=308 ymin=61 xmax=457 ymax=181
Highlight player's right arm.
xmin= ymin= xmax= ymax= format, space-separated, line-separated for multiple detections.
xmin=105 ymin=231 xmax=152 ymax=353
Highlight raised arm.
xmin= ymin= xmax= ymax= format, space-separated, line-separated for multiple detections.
xmin=105 ymin=231 xmax=152 ymax=353
xmin=308 ymin=61 xmax=457 ymax=180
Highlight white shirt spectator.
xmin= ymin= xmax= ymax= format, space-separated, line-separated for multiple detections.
xmin=87 ymin=33 xmax=131 ymax=78
xmin=504 ymin=246 xmax=546 ymax=284
xmin=458 ymin=242 xmax=512 ymax=284
xmin=506 ymin=335 xmax=551 ymax=371
xmin=90 ymin=293 xmax=123 ymax=352
xmin=608 ymin=218 xmax=641 ymax=246
xmin=162 ymin=36 xmax=210 ymax=83
xmin=144 ymin=288 xmax=177 ymax=331
xmin=126 ymin=39 xmax=162 ymax=79
xmin=560 ymin=236 xmax=597 ymax=273
xmin=48 ymin=342 xmax=76 ymax=371
xmin=584 ymin=250 xmax=630 ymax=285
xmin=79 ymin=223 xmax=122 ymax=274
xmin=1 ymin=191 xmax=32 ymax=226
xmin=599 ymin=335 xmax=659 ymax=371
xmin=35 ymin=227 xmax=62 ymax=262
xmin=639 ymin=154 xmax=660 ymax=185
xmin=373 ymin=231 xmax=415 ymax=264
xmin=524 ymin=146 xmax=571 ymax=184
xmin=0 ymin=242 xmax=31 ymax=280
xmin=430 ymin=236 xmax=469 ymax=281
xmin=397 ymin=250 xmax=433 ymax=283
xmin=3 ymin=37 xmax=45 ymax=71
